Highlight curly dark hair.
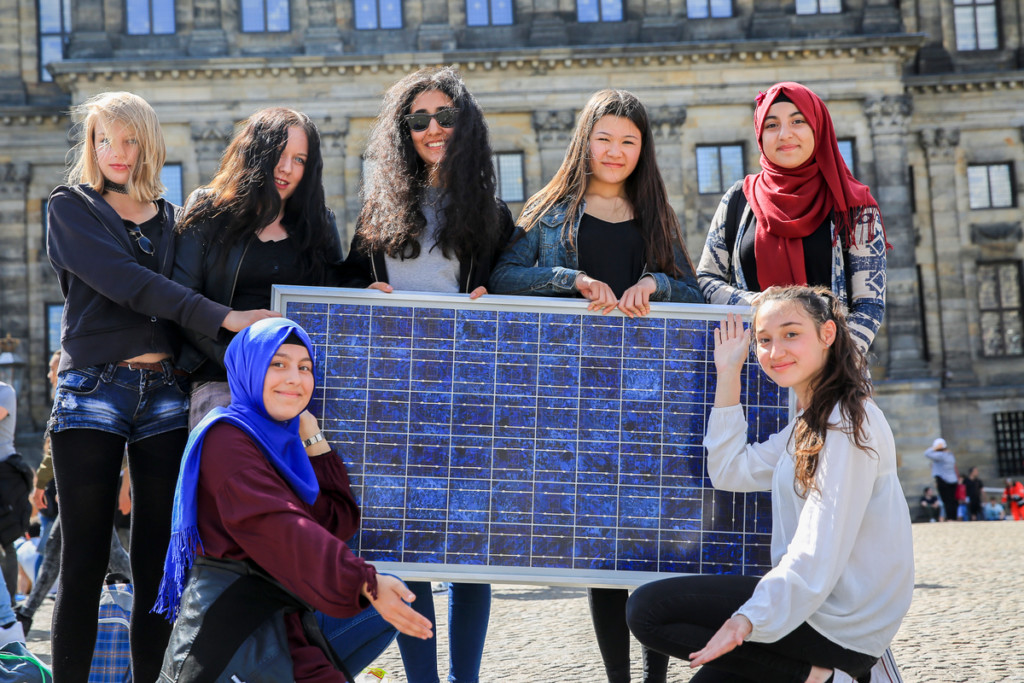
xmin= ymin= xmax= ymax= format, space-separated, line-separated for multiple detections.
xmin=176 ymin=107 xmax=334 ymax=282
xmin=355 ymin=66 xmax=501 ymax=262
xmin=754 ymin=286 xmax=875 ymax=498
xmin=518 ymin=89 xmax=692 ymax=278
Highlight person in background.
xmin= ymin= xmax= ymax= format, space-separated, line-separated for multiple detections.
xmin=0 ymin=380 xmax=28 ymax=647
xmin=340 ymin=66 xmax=513 ymax=683
xmin=919 ymin=486 xmax=941 ymax=523
xmin=964 ymin=466 xmax=984 ymax=522
xmin=174 ymin=107 xmax=343 ymax=429
xmin=45 ymin=91 xmax=275 ymax=682
xmin=696 ymin=81 xmax=887 ymax=356
xmin=982 ymin=496 xmax=1006 ymax=521
xmin=1002 ymin=479 xmax=1024 ymax=521
xmin=954 ymin=474 xmax=967 ymax=522
xmin=490 ymin=88 xmax=702 ymax=683
xmin=923 ymin=438 xmax=957 ymax=522
xmin=627 ymin=286 xmax=914 ymax=683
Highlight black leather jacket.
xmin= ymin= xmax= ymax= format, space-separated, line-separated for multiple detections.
xmin=172 ymin=195 xmax=344 ymax=375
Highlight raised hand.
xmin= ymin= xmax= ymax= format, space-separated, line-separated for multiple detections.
xmin=713 ymin=312 xmax=750 ymax=375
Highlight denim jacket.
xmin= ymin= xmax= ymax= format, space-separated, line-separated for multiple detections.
xmin=488 ymin=199 xmax=702 ymax=303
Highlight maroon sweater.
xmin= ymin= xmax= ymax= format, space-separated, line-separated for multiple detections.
xmin=196 ymin=422 xmax=378 ymax=682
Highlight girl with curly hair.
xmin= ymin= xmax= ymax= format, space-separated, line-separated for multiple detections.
xmin=627 ymin=286 xmax=914 ymax=683
xmin=340 ymin=66 xmax=514 ymax=683
xmin=174 ymin=107 xmax=343 ymax=427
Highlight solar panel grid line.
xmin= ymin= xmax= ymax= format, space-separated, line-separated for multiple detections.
xmin=276 ymin=287 xmax=787 ymax=587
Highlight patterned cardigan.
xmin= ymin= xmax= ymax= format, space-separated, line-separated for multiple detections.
xmin=696 ymin=180 xmax=886 ymax=354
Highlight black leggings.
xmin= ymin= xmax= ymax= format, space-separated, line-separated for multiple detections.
xmin=50 ymin=428 xmax=185 ymax=683
xmin=589 ymin=587 xmax=669 ymax=683
xmin=935 ymin=476 xmax=957 ymax=521
xmin=626 ymin=575 xmax=877 ymax=683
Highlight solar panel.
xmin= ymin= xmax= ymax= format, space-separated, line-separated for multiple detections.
xmin=274 ymin=286 xmax=790 ymax=588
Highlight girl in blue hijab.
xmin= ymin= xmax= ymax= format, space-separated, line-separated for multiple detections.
xmin=157 ymin=317 xmax=432 ymax=681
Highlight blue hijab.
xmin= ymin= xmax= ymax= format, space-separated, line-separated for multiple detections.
xmin=155 ymin=317 xmax=320 ymax=619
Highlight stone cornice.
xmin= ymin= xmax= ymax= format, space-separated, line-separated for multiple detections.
xmin=49 ymin=34 xmax=926 ymax=87
xmin=904 ymin=70 xmax=1024 ymax=94
xmin=0 ymin=108 xmax=68 ymax=126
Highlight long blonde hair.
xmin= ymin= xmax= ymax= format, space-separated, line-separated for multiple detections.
xmin=68 ymin=91 xmax=166 ymax=203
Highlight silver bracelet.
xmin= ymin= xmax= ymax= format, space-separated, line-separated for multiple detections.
xmin=302 ymin=432 xmax=325 ymax=448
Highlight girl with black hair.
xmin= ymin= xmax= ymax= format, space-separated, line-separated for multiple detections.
xmin=340 ymin=66 xmax=514 ymax=683
xmin=489 ymin=88 xmax=702 ymax=683
xmin=627 ymin=286 xmax=914 ymax=683
xmin=174 ymin=107 xmax=344 ymax=428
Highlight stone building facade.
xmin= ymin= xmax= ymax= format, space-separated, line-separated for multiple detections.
xmin=0 ymin=0 xmax=1022 ymax=501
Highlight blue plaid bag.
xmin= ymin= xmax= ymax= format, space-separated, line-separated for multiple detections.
xmin=88 ymin=576 xmax=132 ymax=683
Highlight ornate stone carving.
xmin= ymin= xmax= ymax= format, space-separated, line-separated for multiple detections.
xmin=971 ymin=222 xmax=1023 ymax=245
xmin=531 ymin=109 xmax=575 ymax=147
xmin=318 ymin=117 xmax=350 ymax=155
xmin=864 ymin=95 xmax=912 ymax=136
xmin=919 ymin=128 xmax=960 ymax=161
xmin=190 ymin=121 xmax=236 ymax=161
xmin=0 ymin=163 xmax=31 ymax=196
xmin=649 ymin=105 xmax=687 ymax=142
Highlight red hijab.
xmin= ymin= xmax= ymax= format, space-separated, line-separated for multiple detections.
xmin=742 ymin=82 xmax=881 ymax=290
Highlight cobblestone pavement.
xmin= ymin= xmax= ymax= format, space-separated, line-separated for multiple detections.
xmin=24 ymin=520 xmax=1022 ymax=682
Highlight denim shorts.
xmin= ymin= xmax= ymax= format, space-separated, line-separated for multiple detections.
xmin=49 ymin=363 xmax=189 ymax=443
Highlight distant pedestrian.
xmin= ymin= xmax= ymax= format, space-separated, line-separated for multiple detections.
xmin=1003 ymin=479 xmax=1024 ymax=521
xmin=964 ymin=467 xmax=984 ymax=521
xmin=919 ymin=486 xmax=941 ymax=523
xmin=982 ymin=497 xmax=1006 ymax=521
xmin=924 ymin=438 xmax=957 ymax=522
xmin=954 ymin=474 xmax=967 ymax=522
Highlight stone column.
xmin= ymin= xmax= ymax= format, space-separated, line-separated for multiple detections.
xmin=67 ymin=0 xmax=112 ymax=58
xmin=190 ymin=121 xmax=235 ymax=187
xmin=914 ymin=0 xmax=953 ymax=73
xmin=648 ymin=105 xmax=689 ymax=238
xmin=529 ymin=0 xmax=568 ymax=46
xmin=531 ymin=109 xmax=576 ymax=186
xmin=862 ymin=0 xmax=901 ymax=33
xmin=865 ymin=95 xmax=927 ymax=377
xmin=0 ymin=163 xmax=31 ymax=434
xmin=750 ymin=0 xmax=789 ymax=40
xmin=0 ymin=0 xmax=25 ymax=102
xmin=920 ymin=127 xmax=974 ymax=386
xmin=188 ymin=0 xmax=228 ymax=56
xmin=417 ymin=0 xmax=455 ymax=50
xmin=317 ymin=116 xmax=350 ymax=242
xmin=305 ymin=0 xmax=344 ymax=55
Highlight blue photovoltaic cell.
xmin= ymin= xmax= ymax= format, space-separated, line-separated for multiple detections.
xmin=280 ymin=290 xmax=788 ymax=586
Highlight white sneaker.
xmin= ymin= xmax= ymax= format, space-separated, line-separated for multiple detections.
xmin=0 ymin=621 xmax=25 ymax=648
xmin=830 ymin=670 xmax=855 ymax=683
xmin=870 ymin=648 xmax=903 ymax=683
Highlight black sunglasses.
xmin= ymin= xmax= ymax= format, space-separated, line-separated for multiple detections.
xmin=125 ymin=223 xmax=154 ymax=255
xmin=404 ymin=109 xmax=458 ymax=132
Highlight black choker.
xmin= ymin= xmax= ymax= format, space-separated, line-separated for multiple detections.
xmin=103 ymin=180 xmax=129 ymax=195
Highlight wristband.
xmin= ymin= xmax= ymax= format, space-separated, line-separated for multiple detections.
xmin=302 ymin=432 xmax=325 ymax=448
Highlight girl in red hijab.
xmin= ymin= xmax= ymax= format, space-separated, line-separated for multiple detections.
xmin=696 ymin=82 xmax=888 ymax=355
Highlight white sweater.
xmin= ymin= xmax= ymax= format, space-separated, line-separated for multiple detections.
xmin=703 ymin=401 xmax=914 ymax=656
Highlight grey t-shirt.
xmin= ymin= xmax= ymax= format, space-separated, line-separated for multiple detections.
xmin=384 ymin=188 xmax=460 ymax=293
xmin=0 ymin=382 xmax=15 ymax=460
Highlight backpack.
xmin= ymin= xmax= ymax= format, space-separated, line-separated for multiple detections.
xmin=88 ymin=575 xmax=133 ymax=683
xmin=0 ymin=642 xmax=53 ymax=683
xmin=0 ymin=455 xmax=33 ymax=546
xmin=723 ymin=183 xmax=748 ymax=257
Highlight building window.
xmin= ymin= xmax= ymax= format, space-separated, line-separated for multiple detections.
xmin=577 ymin=0 xmax=623 ymax=23
xmin=126 ymin=0 xmax=175 ymax=34
xmin=354 ymin=0 xmax=403 ymax=29
xmin=46 ymin=302 xmax=63 ymax=354
xmin=494 ymin=153 xmax=525 ymax=203
xmin=38 ymin=0 xmax=72 ymax=82
xmin=161 ymin=164 xmax=184 ymax=206
xmin=241 ymin=0 xmax=290 ymax=32
xmin=795 ymin=0 xmax=841 ymax=15
xmin=686 ymin=0 xmax=731 ymax=18
xmin=994 ymin=411 xmax=1024 ymax=477
xmin=954 ymin=0 xmax=998 ymax=51
xmin=466 ymin=0 xmax=513 ymax=26
xmin=978 ymin=261 xmax=1023 ymax=357
xmin=696 ymin=144 xmax=744 ymax=195
xmin=968 ymin=163 xmax=1015 ymax=209
xmin=837 ymin=138 xmax=856 ymax=176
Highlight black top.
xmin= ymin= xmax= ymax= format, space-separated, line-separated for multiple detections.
xmin=577 ymin=213 xmax=645 ymax=298
xmin=232 ymin=237 xmax=306 ymax=311
xmin=738 ymin=213 xmax=833 ymax=291
xmin=123 ymin=211 xmax=165 ymax=273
